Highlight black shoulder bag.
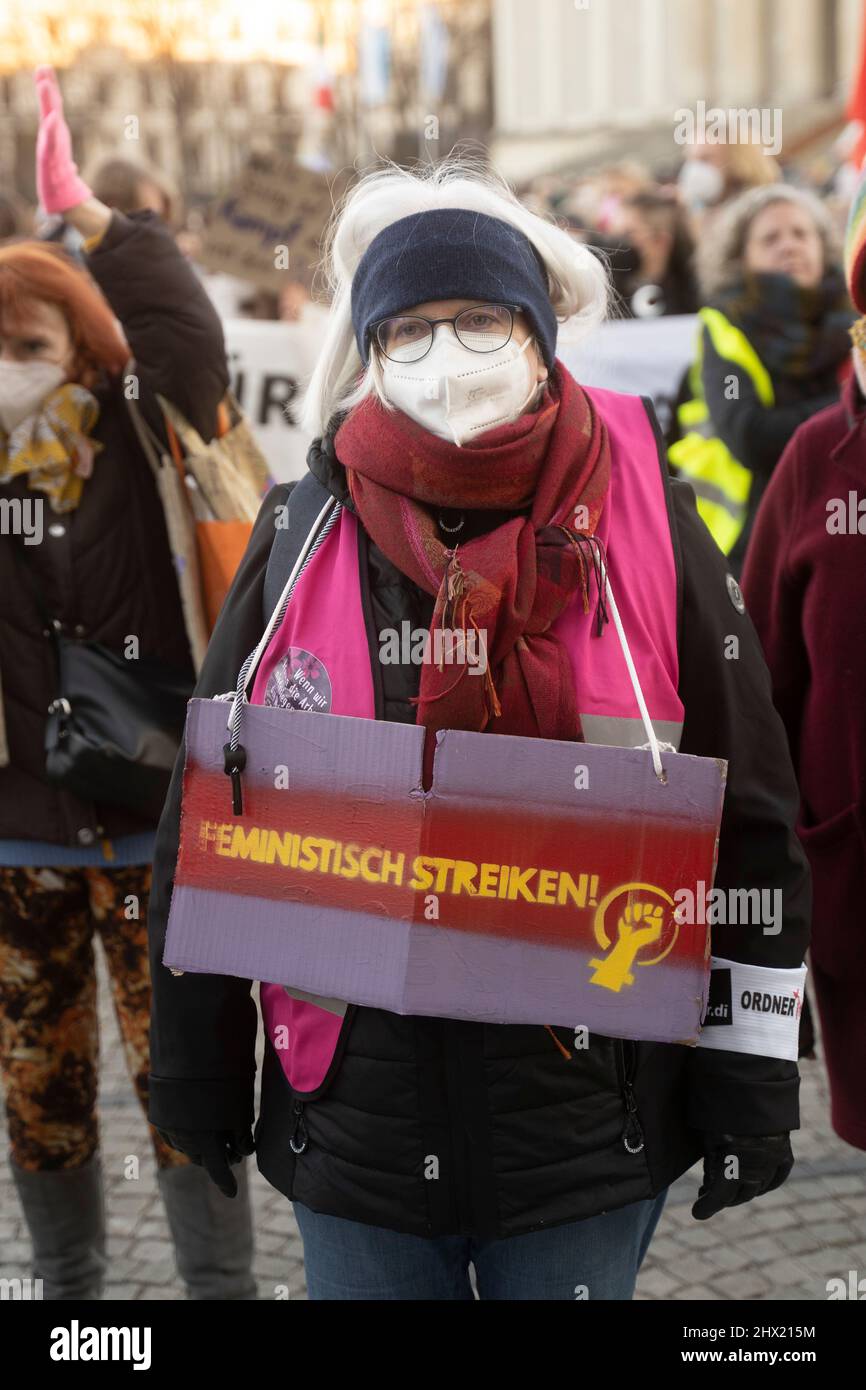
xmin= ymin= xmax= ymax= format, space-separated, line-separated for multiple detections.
xmin=12 ymin=531 xmax=193 ymax=823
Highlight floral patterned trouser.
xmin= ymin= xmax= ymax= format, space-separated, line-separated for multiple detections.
xmin=0 ymin=864 xmax=189 ymax=1172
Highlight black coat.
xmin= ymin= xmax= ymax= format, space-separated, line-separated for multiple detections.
xmin=147 ymin=400 xmax=810 ymax=1239
xmin=0 ymin=210 xmax=228 ymax=846
xmin=699 ymin=324 xmax=844 ymax=577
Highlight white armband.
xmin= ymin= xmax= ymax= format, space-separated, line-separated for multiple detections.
xmin=697 ymin=956 xmax=807 ymax=1061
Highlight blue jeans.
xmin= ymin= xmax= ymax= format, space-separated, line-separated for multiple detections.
xmin=293 ymin=1189 xmax=668 ymax=1300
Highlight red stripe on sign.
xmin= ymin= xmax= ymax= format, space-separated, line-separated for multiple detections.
xmin=176 ymin=767 xmax=714 ymax=959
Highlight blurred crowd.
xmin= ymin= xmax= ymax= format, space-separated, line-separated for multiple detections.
xmin=0 ymin=155 xmax=324 ymax=326
xmin=0 ymin=133 xmax=861 ymax=332
xmin=520 ymin=136 xmax=859 ymax=320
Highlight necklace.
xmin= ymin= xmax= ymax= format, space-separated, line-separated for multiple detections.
xmin=438 ymin=509 xmax=465 ymax=534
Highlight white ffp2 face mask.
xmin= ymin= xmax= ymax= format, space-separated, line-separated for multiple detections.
xmin=677 ymin=157 xmax=725 ymax=210
xmin=381 ymin=330 xmax=542 ymax=446
xmin=0 ymin=359 xmax=68 ymax=435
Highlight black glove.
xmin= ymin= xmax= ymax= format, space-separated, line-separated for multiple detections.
xmin=157 ymin=1127 xmax=255 ymax=1198
xmin=692 ymin=1132 xmax=793 ymax=1220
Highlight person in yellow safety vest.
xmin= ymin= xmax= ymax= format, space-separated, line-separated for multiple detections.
xmin=668 ymin=184 xmax=854 ymax=576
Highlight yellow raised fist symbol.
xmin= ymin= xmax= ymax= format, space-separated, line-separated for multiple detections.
xmin=589 ymin=884 xmax=676 ymax=993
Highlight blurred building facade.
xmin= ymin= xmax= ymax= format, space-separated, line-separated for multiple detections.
xmin=0 ymin=0 xmax=864 ymax=204
xmin=491 ymin=0 xmax=865 ymax=180
xmin=0 ymin=1 xmax=492 ymax=210
xmin=0 ymin=54 xmax=305 ymax=202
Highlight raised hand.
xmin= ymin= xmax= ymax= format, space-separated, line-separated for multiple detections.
xmin=34 ymin=65 xmax=93 ymax=215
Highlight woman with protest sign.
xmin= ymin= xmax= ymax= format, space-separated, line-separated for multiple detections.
xmin=0 ymin=67 xmax=255 ymax=1299
xmin=669 ymin=184 xmax=854 ymax=577
xmin=149 ymin=156 xmax=810 ymax=1301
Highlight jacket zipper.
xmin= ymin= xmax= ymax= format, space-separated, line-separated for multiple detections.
xmin=289 ymin=1098 xmax=309 ymax=1154
xmin=616 ymin=1039 xmax=645 ymax=1155
xmin=283 ymin=1004 xmax=358 ymax=1161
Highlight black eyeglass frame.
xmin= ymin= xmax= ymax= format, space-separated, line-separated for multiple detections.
xmin=370 ymin=303 xmax=524 ymax=363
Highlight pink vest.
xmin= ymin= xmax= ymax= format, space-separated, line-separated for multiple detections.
xmin=251 ymin=387 xmax=683 ymax=1094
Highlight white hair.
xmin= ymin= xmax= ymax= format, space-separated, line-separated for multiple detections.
xmin=299 ymin=154 xmax=611 ymax=439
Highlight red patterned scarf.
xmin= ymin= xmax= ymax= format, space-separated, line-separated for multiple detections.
xmin=334 ymin=364 xmax=611 ymax=743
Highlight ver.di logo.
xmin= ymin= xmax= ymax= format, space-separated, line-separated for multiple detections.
xmin=588 ymin=883 xmax=678 ymax=992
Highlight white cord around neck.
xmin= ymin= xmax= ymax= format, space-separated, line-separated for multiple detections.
xmin=226 ymin=502 xmax=668 ymax=783
xmin=226 ymin=495 xmax=339 ymax=732
xmin=600 ymin=562 xmax=666 ymax=781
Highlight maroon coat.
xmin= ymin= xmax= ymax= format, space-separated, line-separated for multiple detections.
xmin=742 ymin=370 xmax=866 ymax=1150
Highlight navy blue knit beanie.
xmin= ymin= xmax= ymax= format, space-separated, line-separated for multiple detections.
xmin=351 ymin=207 xmax=558 ymax=370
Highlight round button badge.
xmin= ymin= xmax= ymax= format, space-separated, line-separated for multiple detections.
xmin=726 ymin=573 xmax=745 ymax=614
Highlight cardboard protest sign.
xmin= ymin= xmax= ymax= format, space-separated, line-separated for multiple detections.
xmin=164 ymin=700 xmax=727 ymax=1044
xmin=199 ymin=155 xmax=349 ymax=292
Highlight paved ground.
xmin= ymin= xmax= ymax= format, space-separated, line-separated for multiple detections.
xmin=1 ymin=942 xmax=864 ymax=1301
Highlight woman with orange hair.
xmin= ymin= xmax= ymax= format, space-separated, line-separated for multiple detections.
xmin=0 ymin=67 xmax=254 ymax=1300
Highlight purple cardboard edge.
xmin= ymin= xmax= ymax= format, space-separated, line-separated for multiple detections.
xmin=165 ymin=698 xmax=727 ymax=1039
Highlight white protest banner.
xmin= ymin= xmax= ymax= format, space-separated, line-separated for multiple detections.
xmin=222 ymin=313 xmax=329 ymax=483
xmin=558 ymin=315 xmax=698 ymax=434
xmin=223 ymin=313 xmax=699 ymax=485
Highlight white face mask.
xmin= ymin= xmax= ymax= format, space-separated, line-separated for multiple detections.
xmin=677 ymin=157 xmax=725 ymax=210
xmin=0 ymin=359 xmax=68 ymax=435
xmin=381 ymin=330 xmax=542 ymax=446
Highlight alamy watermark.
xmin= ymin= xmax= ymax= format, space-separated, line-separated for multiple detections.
xmin=674 ymin=101 xmax=782 ymax=157
xmin=0 ymin=495 xmax=43 ymax=545
xmin=826 ymin=1270 xmax=866 ymax=1299
xmin=0 ymin=1276 xmax=43 ymax=1300
xmin=49 ymin=1321 xmax=151 ymax=1369
xmin=674 ymin=881 xmax=782 ymax=935
xmin=379 ymin=621 xmax=488 ymax=675
xmin=826 ymin=491 xmax=866 ymax=534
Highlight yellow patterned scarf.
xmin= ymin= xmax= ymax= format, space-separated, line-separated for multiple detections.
xmin=0 ymin=382 xmax=102 ymax=513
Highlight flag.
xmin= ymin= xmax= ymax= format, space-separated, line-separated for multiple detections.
xmin=311 ymin=14 xmax=334 ymax=111
xmin=846 ymin=0 xmax=866 ymax=169
xmin=358 ymin=21 xmax=391 ymax=107
xmin=419 ymin=3 xmax=448 ymax=105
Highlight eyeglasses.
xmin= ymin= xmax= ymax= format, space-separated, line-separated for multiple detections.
xmin=372 ymin=303 xmax=522 ymax=364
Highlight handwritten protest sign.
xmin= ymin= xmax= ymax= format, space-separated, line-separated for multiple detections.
xmin=199 ymin=155 xmax=349 ymax=292
xmin=164 ymin=700 xmax=726 ymax=1043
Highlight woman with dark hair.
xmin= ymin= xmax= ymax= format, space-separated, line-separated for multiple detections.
xmin=614 ymin=189 xmax=698 ymax=318
xmin=0 ymin=67 xmax=254 ymax=1300
xmin=87 ymin=156 xmax=177 ymax=227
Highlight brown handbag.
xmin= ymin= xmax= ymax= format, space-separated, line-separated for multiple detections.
xmin=125 ymin=370 xmax=272 ymax=672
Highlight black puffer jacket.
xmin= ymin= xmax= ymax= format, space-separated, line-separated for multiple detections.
xmin=698 ymin=324 xmax=843 ymax=576
xmin=148 ymin=400 xmax=810 ymax=1239
xmin=0 ymin=209 xmax=228 ymax=846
